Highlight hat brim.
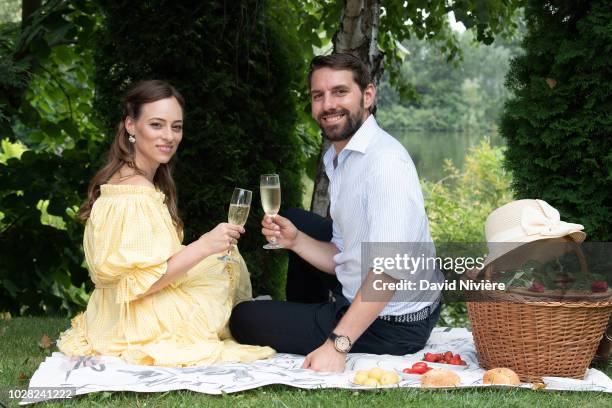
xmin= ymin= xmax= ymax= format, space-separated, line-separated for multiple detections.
xmin=479 ymin=230 xmax=586 ymax=273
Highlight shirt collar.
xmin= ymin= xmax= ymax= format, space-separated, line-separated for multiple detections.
xmin=323 ymin=145 xmax=336 ymax=171
xmin=343 ymin=114 xmax=377 ymax=154
xmin=323 ymin=114 xmax=378 ymax=168
xmin=323 ymin=114 xmax=378 ymax=173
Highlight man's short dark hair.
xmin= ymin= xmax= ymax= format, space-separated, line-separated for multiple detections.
xmin=307 ymin=53 xmax=373 ymax=92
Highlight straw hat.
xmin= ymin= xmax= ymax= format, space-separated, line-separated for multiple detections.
xmin=481 ymin=199 xmax=586 ymax=270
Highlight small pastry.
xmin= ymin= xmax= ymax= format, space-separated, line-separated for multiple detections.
xmin=421 ymin=368 xmax=460 ymax=388
xmin=483 ymin=368 xmax=521 ymax=386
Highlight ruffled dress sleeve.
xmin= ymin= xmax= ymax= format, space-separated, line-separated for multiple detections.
xmin=85 ymin=185 xmax=179 ymax=303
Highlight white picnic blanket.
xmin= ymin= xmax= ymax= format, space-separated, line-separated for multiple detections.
xmin=23 ymin=327 xmax=612 ymax=404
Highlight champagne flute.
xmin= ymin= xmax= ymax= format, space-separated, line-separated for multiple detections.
xmin=260 ymin=174 xmax=282 ymax=249
xmin=218 ymin=187 xmax=252 ymax=263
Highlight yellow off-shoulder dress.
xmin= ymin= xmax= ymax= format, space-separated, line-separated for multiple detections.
xmin=58 ymin=184 xmax=275 ymax=366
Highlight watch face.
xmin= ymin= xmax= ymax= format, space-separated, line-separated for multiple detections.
xmin=335 ymin=336 xmax=351 ymax=352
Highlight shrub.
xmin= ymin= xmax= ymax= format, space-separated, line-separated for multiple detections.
xmin=423 ymin=139 xmax=513 ymax=243
xmin=500 ymin=0 xmax=612 ymax=241
xmin=0 ymin=1 xmax=100 ymax=315
xmin=422 ymin=139 xmax=513 ymax=326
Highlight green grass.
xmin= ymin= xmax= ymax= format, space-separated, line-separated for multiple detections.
xmin=1 ymin=316 xmax=611 ymax=407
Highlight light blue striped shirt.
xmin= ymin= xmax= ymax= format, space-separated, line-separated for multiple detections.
xmin=324 ymin=115 xmax=440 ymax=315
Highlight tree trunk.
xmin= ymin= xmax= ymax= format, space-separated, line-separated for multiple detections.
xmin=309 ymin=0 xmax=383 ymax=216
xmin=21 ymin=0 xmax=41 ymax=29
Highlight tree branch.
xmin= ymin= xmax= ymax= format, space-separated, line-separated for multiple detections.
xmin=21 ymin=0 xmax=42 ymax=31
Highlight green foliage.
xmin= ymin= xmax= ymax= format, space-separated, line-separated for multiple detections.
xmin=422 ymin=140 xmax=513 ymax=327
xmin=0 ymin=0 xmax=100 ymax=137
xmin=0 ymin=138 xmax=27 ymax=163
xmin=0 ymin=19 xmax=25 ymax=124
xmin=21 ymin=41 xmax=102 ymax=150
xmin=379 ymin=1 xmax=524 ymax=91
xmin=0 ymin=1 xmax=101 ymax=315
xmin=93 ymin=0 xmax=307 ymax=299
xmin=500 ymin=0 xmax=612 ymax=241
xmin=377 ymin=31 xmax=523 ymax=133
xmin=423 ymin=139 xmax=513 ymax=243
xmin=0 ymin=148 xmax=92 ymax=315
xmin=283 ymin=1 xmax=331 ymax=173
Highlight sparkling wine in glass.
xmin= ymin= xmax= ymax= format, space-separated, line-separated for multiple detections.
xmin=260 ymin=174 xmax=282 ymax=249
xmin=218 ymin=187 xmax=252 ymax=263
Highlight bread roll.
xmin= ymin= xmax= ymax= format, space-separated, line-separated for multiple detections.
xmin=421 ymin=369 xmax=460 ymax=388
xmin=483 ymin=368 xmax=520 ymax=386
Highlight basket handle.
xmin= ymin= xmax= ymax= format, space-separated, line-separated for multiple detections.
xmin=483 ymin=263 xmax=494 ymax=281
xmin=565 ymin=236 xmax=590 ymax=276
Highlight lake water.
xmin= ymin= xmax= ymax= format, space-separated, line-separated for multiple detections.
xmin=391 ymin=129 xmax=504 ymax=182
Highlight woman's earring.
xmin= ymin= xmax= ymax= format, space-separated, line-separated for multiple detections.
xmin=128 ymin=134 xmax=136 ymax=143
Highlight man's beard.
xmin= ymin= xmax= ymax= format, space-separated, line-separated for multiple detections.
xmin=318 ymin=107 xmax=364 ymax=142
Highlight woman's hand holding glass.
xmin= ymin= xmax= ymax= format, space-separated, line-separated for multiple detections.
xmin=218 ymin=188 xmax=252 ymax=263
xmin=200 ymin=222 xmax=244 ymax=255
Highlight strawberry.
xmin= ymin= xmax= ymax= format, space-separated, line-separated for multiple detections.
xmin=591 ymin=281 xmax=608 ymax=293
xmin=409 ymin=362 xmax=431 ymax=374
xmin=450 ymin=355 xmax=462 ymax=365
xmin=412 ymin=366 xmax=429 ymax=374
xmin=424 ymin=353 xmax=438 ymax=362
xmin=529 ymin=282 xmax=545 ymax=293
xmin=412 ymin=362 xmax=428 ymax=370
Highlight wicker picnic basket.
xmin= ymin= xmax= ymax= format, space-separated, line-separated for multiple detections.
xmin=467 ymin=245 xmax=612 ymax=382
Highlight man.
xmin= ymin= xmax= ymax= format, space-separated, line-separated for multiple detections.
xmin=230 ymin=53 xmax=441 ymax=372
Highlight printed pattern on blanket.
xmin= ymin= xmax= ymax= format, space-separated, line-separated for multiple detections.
xmin=22 ymin=327 xmax=612 ymax=404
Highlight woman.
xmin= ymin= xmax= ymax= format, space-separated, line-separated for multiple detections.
xmin=58 ymin=80 xmax=275 ymax=366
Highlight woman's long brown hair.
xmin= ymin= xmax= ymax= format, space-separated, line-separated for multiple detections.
xmin=78 ymin=80 xmax=185 ymax=236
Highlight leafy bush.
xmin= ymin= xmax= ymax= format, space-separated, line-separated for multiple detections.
xmin=0 ymin=148 xmax=92 ymax=315
xmin=500 ymin=0 xmax=612 ymax=241
xmin=423 ymin=139 xmax=513 ymax=243
xmin=0 ymin=1 xmax=101 ymax=315
xmin=422 ymin=139 xmax=513 ymax=326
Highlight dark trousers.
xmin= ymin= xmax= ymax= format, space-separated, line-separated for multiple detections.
xmin=229 ymin=208 xmax=440 ymax=356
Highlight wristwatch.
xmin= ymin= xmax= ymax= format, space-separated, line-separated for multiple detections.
xmin=328 ymin=332 xmax=352 ymax=353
